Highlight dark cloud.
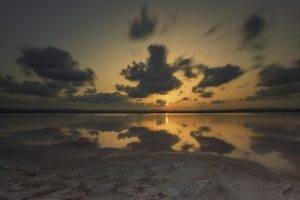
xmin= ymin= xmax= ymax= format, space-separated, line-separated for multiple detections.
xmin=247 ymin=82 xmax=300 ymax=101
xmin=203 ymin=24 xmax=222 ymax=37
xmin=257 ymin=63 xmax=300 ymax=87
xmin=0 ymin=74 xmax=59 ymax=97
xmin=117 ymin=44 xmax=229 ymax=99
xmin=240 ymin=14 xmax=267 ymax=50
xmin=194 ymin=89 xmax=214 ymax=98
xmin=176 ymin=96 xmax=190 ymax=103
xmin=196 ymin=65 xmax=243 ymax=88
xmin=84 ymin=88 xmax=97 ymax=95
xmin=173 ymin=57 xmax=198 ymax=79
xmin=116 ymin=84 xmax=148 ymax=98
xmin=210 ymin=100 xmax=227 ymax=105
xmin=119 ymin=62 xmax=146 ymax=81
xmin=64 ymin=86 xmax=79 ymax=95
xmin=247 ymin=61 xmax=300 ymax=100
xmin=16 ymin=46 xmax=95 ymax=86
xmin=129 ymin=6 xmax=157 ymax=40
xmin=182 ymin=97 xmax=189 ymax=101
xmin=66 ymin=92 xmax=129 ymax=104
xmin=116 ymin=45 xmax=243 ymax=98
xmin=242 ymin=14 xmax=266 ymax=41
xmin=117 ymin=45 xmax=220 ymax=99
xmin=14 ymin=81 xmax=58 ymax=97
xmin=192 ymin=64 xmax=243 ymax=97
xmin=156 ymin=99 xmax=167 ymax=106
xmin=116 ymin=44 xmax=182 ymax=98
xmin=238 ymin=14 xmax=268 ymax=70
xmin=252 ymin=54 xmax=265 ymax=69
xmin=1 ymin=47 xmax=97 ymax=98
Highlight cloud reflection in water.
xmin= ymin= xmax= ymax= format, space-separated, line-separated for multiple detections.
xmin=1 ymin=113 xmax=299 ymax=178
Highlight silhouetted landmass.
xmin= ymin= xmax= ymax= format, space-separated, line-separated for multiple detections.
xmin=1 ymin=108 xmax=300 ymax=113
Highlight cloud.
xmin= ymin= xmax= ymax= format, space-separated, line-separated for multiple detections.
xmin=116 ymin=44 xmax=182 ymax=98
xmin=210 ymin=100 xmax=227 ymax=105
xmin=252 ymin=54 xmax=265 ymax=69
xmin=195 ymin=89 xmax=215 ymax=98
xmin=0 ymin=75 xmax=133 ymax=107
xmin=84 ymin=88 xmax=97 ymax=95
xmin=118 ymin=45 xmax=244 ymax=99
xmin=178 ymin=90 xmax=184 ymax=95
xmin=66 ymin=92 xmax=129 ymax=104
xmin=173 ymin=57 xmax=199 ymax=79
xmin=192 ymin=64 xmax=243 ymax=97
xmin=176 ymin=96 xmax=191 ymax=103
xmin=0 ymin=46 xmax=97 ymax=98
xmin=239 ymin=14 xmax=267 ymax=50
xmin=156 ymin=99 xmax=167 ymax=106
xmin=246 ymin=61 xmax=300 ymax=100
xmin=182 ymin=97 xmax=189 ymax=101
xmin=16 ymin=46 xmax=95 ymax=87
xmin=64 ymin=86 xmax=79 ymax=95
xmin=0 ymin=74 xmax=59 ymax=97
xmin=257 ymin=63 xmax=300 ymax=87
xmin=194 ymin=65 xmax=243 ymax=88
xmin=203 ymin=24 xmax=222 ymax=37
xmin=247 ymin=82 xmax=300 ymax=101
xmin=129 ymin=5 xmax=157 ymax=40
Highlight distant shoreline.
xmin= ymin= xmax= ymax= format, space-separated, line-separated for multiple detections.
xmin=1 ymin=108 xmax=300 ymax=114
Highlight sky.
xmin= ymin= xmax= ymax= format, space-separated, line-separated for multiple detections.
xmin=0 ymin=0 xmax=300 ymax=110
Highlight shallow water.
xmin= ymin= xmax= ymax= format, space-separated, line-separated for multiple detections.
xmin=0 ymin=113 xmax=299 ymax=178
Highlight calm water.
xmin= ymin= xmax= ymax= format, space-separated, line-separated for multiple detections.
xmin=0 ymin=113 xmax=299 ymax=178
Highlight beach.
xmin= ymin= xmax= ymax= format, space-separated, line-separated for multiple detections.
xmin=1 ymin=145 xmax=300 ymax=200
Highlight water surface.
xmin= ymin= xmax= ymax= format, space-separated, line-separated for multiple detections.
xmin=0 ymin=113 xmax=299 ymax=178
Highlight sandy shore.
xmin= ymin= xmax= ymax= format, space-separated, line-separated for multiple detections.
xmin=0 ymin=144 xmax=300 ymax=200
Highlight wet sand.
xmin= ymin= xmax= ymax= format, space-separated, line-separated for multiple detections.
xmin=0 ymin=144 xmax=300 ymax=200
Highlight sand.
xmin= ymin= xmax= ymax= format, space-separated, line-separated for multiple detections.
xmin=0 ymin=145 xmax=300 ymax=200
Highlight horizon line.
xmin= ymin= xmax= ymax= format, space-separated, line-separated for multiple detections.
xmin=1 ymin=108 xmax=300 ymax=114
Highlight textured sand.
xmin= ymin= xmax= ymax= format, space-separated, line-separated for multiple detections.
xmin=1 ymin=147 xmax=300 ymax=200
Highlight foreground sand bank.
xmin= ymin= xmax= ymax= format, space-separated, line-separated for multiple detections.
xmin=0 ymin=147 xmax=300 ymax=200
